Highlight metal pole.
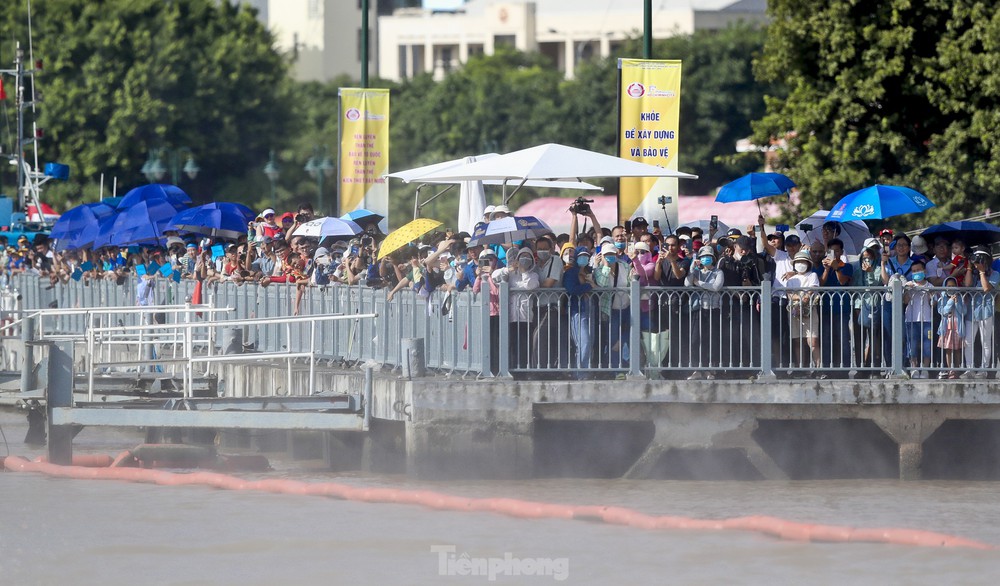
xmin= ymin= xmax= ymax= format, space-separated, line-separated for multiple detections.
xmin=891 ymin=278 xmax=905 ymax=378
xmin=498 ymin=280 xmax=511 ymax=378
xmin=20 ymin=314 xmax=35 ymax=392
xmin=363 ymin=365 xmax=373 ymax=431
xmin=758 ymin=279 xmax=776 ymax=380
xmin=643 ymin=0 xmax=652 ymax=59
xmin=361 ymin=0 xmax=369 ymax=88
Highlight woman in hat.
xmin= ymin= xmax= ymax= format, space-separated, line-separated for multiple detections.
xmin=852 ymin=238 xmax=885 ymax=374
xmin=786 ymin=250 xmax=821 ymax=374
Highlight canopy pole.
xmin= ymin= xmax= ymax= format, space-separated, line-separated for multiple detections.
xmin=503 ymin=179 xmax=529 ymax=205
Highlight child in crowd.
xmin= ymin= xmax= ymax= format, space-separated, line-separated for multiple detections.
xmin=936 ymin=276 xmax=965 ymax=379
xmin=903 ymin=260 xmax=933 ymax=378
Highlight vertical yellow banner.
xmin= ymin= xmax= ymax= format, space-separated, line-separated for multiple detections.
xmin=618 ymin=59 xmax=682 ymax=229
xmin=339 ymin=88 xmax=390 ymax=230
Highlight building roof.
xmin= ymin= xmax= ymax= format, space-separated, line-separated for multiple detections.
xmin=457 ymin=0 xmax=766 ymax=15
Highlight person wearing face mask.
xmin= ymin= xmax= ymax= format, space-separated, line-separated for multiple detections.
xmin=729 ymin=235 xmax=768 ymax=376
xmin=472 ymin=248 xmax=501 ymax=375
xmin=491 ymin=247 xmax=541 ymax=372
xmin=852 ymin=238 xmax=885 ymax=375
xmin=531 ymin=236 xmax=568 ymax=374
xmin=881 ymin=233 xmax=915 ymax=367
xmin=817 ymin=238 xmax=853 ymax=373
xmin=630 ymin=240 xmax=665 ymax=376
xmin=903 ymin=259 xmax=933 ymax=378
xmin=786 ymin=250 xmax=821 ymax=376
xmin=595 ymin=242 xmax=635 ymax=374
xmin=562 ymin=246 xmax=596 ymax=378
xmin=684 ymin=246 xmax=724 ymax=380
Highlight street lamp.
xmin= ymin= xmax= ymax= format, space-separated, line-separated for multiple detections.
xmin=142 ymin=147 xmax=199 ymax=185
xmin=263 ymin=150 xmax=280 ymax=209
xmin=304 ymin=145 xmax=334 ymax=215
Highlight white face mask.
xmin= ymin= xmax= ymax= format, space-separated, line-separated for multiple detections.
xmin=562 ymin=253 xmax=573 ymax=265
xmin=794 ymin=262 xmax=810 ymax=274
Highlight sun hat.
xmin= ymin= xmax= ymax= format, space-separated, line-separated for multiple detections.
xmin=599 ymin=243 xmax=618 ymax=255
xmin=261 ymin=208 xmax=275 ymax=218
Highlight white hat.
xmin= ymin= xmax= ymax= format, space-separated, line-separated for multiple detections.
xmin=483 ymin=205 xmax=495 ymax=216
xmin=478 ymin=248 xmax=497 ymax=259
xmin=911 ymin=235 xmax=928 ymax=255
xmin=261 ymin=208 xmax=275 ymax=218
xmin=634 ymin=241 xmax=650 ymax=252
xmin=600 ymin=242 xmax=618 ymax=255
xmin=492 ymin=204 xmax=510 ymax=215
xmin=697 ymin=245 xmax=716 ymax=258
xmin=862 ymin=237 xmax=881 ymax=251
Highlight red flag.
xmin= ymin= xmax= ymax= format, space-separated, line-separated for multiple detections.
xmin=0 ymin=79 xmax=6 ymax=100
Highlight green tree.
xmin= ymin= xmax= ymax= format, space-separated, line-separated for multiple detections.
xmin=0 ymin=0 xmax=292 ymax=209
xmin=754 ymin=0 xmax=1000 ymax=228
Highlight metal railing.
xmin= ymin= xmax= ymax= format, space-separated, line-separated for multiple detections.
xmin=10 ymin=274 xmax=998 ymax=381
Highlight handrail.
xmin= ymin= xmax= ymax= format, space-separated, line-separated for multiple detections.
xmin=84 ymin=311 xmax=378 ymax=400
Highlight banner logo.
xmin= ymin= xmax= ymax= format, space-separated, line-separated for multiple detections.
xmin=345 ymin=108 xmax=361 ymax=121
xmin=626 ymin=82 xmax=646 ymax=98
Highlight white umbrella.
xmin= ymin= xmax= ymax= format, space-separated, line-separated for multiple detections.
xmin=412 ymin=143 xmax=698 ymax=183
xmin=295 ymin=217 xmax=363 ymax=239
xmin=796 ymin=210 xmax=871 ymax=256
xmin=678 ymin=218 xmax=730 ymax=235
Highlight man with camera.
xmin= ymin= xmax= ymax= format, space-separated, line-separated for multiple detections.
xmin=962 ymin=247 xmax=999 ymax=378
xmin=595 ymin=236 xmax=635 ymax=373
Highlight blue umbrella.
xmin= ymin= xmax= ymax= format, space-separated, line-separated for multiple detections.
xmin=109 ymin=198 xmax=188 ymax=246
xmin=921 ymin=221 xmax=1000 ymax=246
xmin=63 ymin=212 xmax=119 ymax=250
xmin=715 ymin=173 xmax=795 ymax=204
xmin=169 ymin=202 xmax=255 ymax=240
xmin=468 ymin=215 xmax=552 ymax=246
xmin=340 ymin=208 xmax=384 ymax=226
xmin=827 ymin=185 xmax=935 ymax=222
xmin=116 ymin=184 xmax=192 ymax=210
xmin=50 ymin=202 xmax=117 ymax=241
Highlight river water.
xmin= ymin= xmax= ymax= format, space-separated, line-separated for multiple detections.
xmin=1 ymin=410 xmax=998 ymax=585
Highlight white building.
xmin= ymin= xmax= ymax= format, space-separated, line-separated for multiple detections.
xmin=379 ymin=0 xmax=768 ymax=81
xmin=238 ymin=0 xmax=766 ymax=83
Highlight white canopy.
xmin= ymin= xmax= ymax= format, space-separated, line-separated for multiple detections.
xmin=413 ymin=143 xmax=698 ymax=183
xmin=386 ymin=152 xmax=602 ymax=191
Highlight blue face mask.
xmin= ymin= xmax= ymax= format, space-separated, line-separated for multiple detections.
xmin=699 ymin=256 xmax=713 ymax=267
xmin=605 ymin=255 xmax=617 ymax=264
xmin=576 ymin=256 xmax=590 ymax=267
xmin=615 ymin=241 xmax=626 ymax=250
xmin=913 ymin=271 xmax=926 ymax=281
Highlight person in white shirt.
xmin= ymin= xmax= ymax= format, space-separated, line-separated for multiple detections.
xmin=491 ymin=247 xmax=540 ymax=371
xmin=762 ymin=226 xmax=804 ymax=371
xmin=786 ymin=250 xmax=821 ymax=373
xmin=903 ymin=259 xmax=934 ymax=378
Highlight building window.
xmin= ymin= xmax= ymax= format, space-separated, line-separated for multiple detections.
xmin=441 ymin=47 xmax=453 ymax=74
xmin=494 ymin=35 xmax=515 ymax=49
xmin=399 ymin=45 xmax=408 ymax=79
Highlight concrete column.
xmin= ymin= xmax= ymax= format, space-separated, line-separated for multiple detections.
xmin=899 ymin=442 xmax=923 ymax=481
xmin=564 ymin=39 xmax=576 ymax=79
xmin=46 ymin=341 xmax=75 ymax=465
xmin=423 ymin=41 xmax=434 ymax=79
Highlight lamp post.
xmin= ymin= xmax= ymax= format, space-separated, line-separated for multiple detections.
xmin=141 ymin=147 xmax=199 ymax=185
xmin=304 ymin=145 xmax=334 ymax=215
xmin=263 ymin=150 xmax=280 ymax=210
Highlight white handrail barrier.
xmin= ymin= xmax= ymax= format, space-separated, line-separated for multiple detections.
xmin=84 ymin=312 xmax=378 ymax=400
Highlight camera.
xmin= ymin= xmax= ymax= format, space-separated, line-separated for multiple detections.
xmin=709 ymin=215 xmax=718 ymax=231
xmin=800 ymin=223 xmax=814 ymax=232
xmin=295 ymin=213 xmax=308 ymax=223
xmin=478 ymin=258 xmax=492 ymax=268
xmin=568 ymin=197 xmax=594 ymax=215
xmin=361 ymin=235 xmax=373 ymax=247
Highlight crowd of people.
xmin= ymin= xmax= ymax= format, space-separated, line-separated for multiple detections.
xmin=6 ymin=199 xmax=999 ymax=381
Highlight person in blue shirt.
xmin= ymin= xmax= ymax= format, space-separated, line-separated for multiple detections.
xmin=815 ymin=238 xmax=854 ymax=371
xmin=880 ymin=233 xmax=914 ymax=365
xmin=562 ymin=245 xmax=595 ymax=378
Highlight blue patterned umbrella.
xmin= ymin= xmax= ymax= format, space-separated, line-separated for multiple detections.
xmin=827 ymin=185 xmax=935 ymax=222
xmin=116 ymin=184 xmax=192 ymax=210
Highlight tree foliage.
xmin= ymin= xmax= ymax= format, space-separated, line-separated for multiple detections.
xmin=0 ymin=0 xmax=292 ymax=208
xmin=754 ymin=0 xmax=1000 ymax=228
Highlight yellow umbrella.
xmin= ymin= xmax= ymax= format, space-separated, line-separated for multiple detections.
xmin=377 ymin=218 xmax=443 ymax=259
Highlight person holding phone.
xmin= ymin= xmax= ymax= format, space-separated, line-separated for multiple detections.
xmin=961 ymin=247 xmax=999 ymax=378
